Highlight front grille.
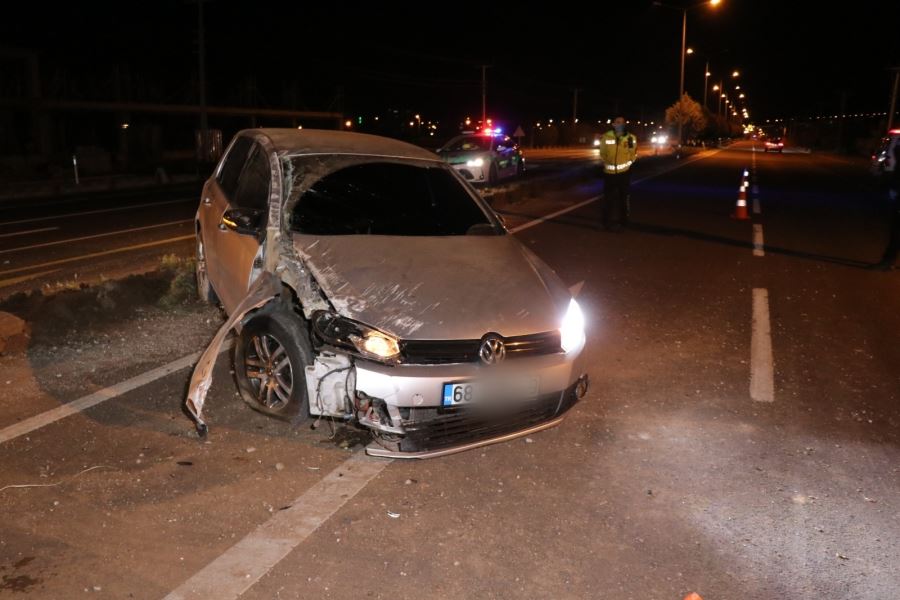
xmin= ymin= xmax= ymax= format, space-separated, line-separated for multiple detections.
xmin=401 ymin=331 xmax=562 ymax=365
xmin=397 ymin=384 xmax=578 ymax=453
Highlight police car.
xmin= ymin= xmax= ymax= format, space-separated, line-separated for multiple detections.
xmin=437 ymin=130 xmax=525 ymax=185
xmin=872 ymin=129 xmax=900 ymax=175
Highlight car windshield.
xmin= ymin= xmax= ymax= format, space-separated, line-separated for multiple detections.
xmin=289 ymin=161 xmax=498 ymax=236
xmin=443 ymin=136 xmax=491 ymax=152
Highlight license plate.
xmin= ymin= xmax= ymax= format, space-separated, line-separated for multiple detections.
xmin=441 ymin=378 xmax=539 ymax=407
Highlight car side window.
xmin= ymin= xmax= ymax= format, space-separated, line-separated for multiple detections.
xmin=217 ymin=136 xmax=253 ymax=199
xmin=233 ymin=144 xmax=271 ymax=212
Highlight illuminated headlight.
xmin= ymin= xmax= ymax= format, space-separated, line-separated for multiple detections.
xmin=466 ymin=157 xmax=485 ymax=167
xmin=593 ymin=139 xmax=601 ymax=147
xmin=312 ymin=311 xmax=400 ymax=362
xmin=657 ymin=135 xmax=668 ymax=144
xmin=559 ymin=299 xmax=586 ymax=353
xmin=651 ymin=136 xmax=658 ymax=143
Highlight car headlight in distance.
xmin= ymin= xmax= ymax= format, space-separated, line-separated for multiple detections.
xmin=466 ymin=157 xmax=485 ymax=167
xmin=560 ymin=298 xmax=586 ymax=353
xmin=593 ymin=139 xmax=601 ymax=147
xmin=312 ymin=311 xmax=400 ymax=362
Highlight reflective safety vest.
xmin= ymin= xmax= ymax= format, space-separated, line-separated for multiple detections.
xmin=599 ymin=129 xmax=637 ymax=174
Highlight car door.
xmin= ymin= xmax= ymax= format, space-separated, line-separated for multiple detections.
xmin=201 ymin=136 xmax=252 ymax=300
xmin=205 ymin=138 xmax=272 ymax=313
xmin=494 ymin=136 xmax=516 ymax=176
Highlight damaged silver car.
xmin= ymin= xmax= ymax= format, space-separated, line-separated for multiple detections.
xmin=189 ymin=128 xmax=588 ymax=458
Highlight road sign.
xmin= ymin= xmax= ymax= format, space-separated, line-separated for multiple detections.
xmin=513 ymin=125 xmax=526 ymax=138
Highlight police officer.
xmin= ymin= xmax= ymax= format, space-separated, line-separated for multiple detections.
xmin=598 ymin=116 xmax=638 ymax=232
xmin=873 ymin=143 xmax=900 ymax=271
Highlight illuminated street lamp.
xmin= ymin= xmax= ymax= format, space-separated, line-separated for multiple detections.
xmin=732 ymin=70 xmax=740 ymax=78
xmin=653 ymin=0 xmax=723 ymax=143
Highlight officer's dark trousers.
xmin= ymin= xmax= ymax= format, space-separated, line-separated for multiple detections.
xmin=602 ymin=170 xmax=631 ymax=228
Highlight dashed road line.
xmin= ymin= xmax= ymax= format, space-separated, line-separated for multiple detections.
xmin=753 ymin=224 xmax=765 ymax=257
xmin=750 ymin=288 xmax=775 ymax=402
xmin=164 ymin=452 xmax=391 ymax=600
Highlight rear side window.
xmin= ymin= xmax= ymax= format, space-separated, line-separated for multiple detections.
xmin=217 ymin=136 xmax=252 ymax=198
xmin=233 ymin=145 xmax=271 ymax=211
xmin=290 ymin=162 xmax=494 ymax=236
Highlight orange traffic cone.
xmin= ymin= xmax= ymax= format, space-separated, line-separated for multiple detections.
xmin=683 ymin=594 xmax=703 ymax=600
xmin=733 ymin=184 xmax=749 ymax=220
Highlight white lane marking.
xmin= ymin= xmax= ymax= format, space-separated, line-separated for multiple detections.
xmin=0 ymin=234 xmax=195 ymax=278
xmin=0 ymin=197 xmax=194 ymax=227
xmin=164 ymin=453 xmax=391 ymax=600
xmin=750 ymin=288 xmax=775 ymax=402
xmin=0 ymin=268 xmax=62 ymax=289
xmin=752 ymin=197 xmax=761 ymax=214
xmin=509 ymin=150 xmax=721 ymax=234
xmin=0 ymin=227 xmax=59 ymax=239
xmin=0 ymin=219 xmax=192 ymax=255
xmin=510 ymin=197 xmax=600 ymax=234
xmin=0 ymin=340 xmax=232 ymax=445
xmin=752 ymin=224 xmax=765 ymax=256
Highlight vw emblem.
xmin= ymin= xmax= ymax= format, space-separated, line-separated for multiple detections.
xmin=479 ymin=336 xmax=506 ymax=365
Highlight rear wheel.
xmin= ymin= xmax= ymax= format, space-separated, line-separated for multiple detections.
xmin=234 ymin=309 xmax=312 ymax=423
xmin=195 ymin=234 xmax=218 ymax=304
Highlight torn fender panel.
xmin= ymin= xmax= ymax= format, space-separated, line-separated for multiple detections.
xmin=185 ymin=271 xmax=282 ymax=433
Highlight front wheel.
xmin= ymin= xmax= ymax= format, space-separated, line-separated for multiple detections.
xmin=234 ymin=309 xmax=312 ymax=423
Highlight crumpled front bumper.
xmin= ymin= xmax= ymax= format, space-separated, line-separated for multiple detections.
xmin=365 ymin=376 xmax=586 ymax=458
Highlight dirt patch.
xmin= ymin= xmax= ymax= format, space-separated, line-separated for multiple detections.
xmin=0 ymin=258 xmax=225 ymax=403
xmin=0 ymin=574 xmax=41 ymax=593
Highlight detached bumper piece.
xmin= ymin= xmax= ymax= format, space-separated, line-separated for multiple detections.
xmin=366 ymin=378 xmax=583 ymax=459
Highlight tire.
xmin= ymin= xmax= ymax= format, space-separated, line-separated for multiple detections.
xmin=195 ymin=233 xmax=219 ymax=304
xmin=234 ymin=308 xmax=313 ymax=423
xmin=488 ymin=162 xmax=499 ymax=186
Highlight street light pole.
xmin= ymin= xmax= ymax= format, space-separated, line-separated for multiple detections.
xmin=703 ymin=59 xmax=710 ymax=109
xmin=678 ymin=8 xmax=686 ymax=144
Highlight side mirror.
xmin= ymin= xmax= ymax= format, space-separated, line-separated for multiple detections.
xmin=221 ymin=207 xmax=265 ymax=237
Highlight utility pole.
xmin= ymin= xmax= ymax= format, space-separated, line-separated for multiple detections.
xmin=480 ymin=65 xmax=489 ymax=126
xmin=888 ymin=67 xmax=899 ymax=132
xmin=197 ymin=0 xmax=209 ymax=162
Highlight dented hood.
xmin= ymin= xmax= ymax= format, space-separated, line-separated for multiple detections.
xmin=292 ymin=233 xmax=571 ymax=340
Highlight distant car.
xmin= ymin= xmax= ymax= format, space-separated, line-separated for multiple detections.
xmin=764 ymin=137 xmax=784 ymax=153
xmin=872 ymin=129 xmax=900 ymax=175
xmin=438 ymin=131 xmax=524 ymax=185
xmin=193 ymin=129 xmax=588 ymax=458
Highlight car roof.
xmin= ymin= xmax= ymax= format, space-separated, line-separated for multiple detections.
xmin=241 ymin=128 xmax=440 ymax=161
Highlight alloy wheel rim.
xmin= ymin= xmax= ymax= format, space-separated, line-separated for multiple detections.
xmin=245 ymin=334 xmax=293 ymax=410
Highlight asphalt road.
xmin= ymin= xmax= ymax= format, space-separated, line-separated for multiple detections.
xmin=0 ymin=146 xmax=671 ymax=299
xmin=1 ymin=141 xmax=898 ymax=599
xmin=0 ymin=185 xmax=200 ymax=297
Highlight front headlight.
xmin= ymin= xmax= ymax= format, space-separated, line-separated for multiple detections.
xmin=559 ymin=299 xmax=585 ymax=353
xmin=466 ymin=157 xmax=485 ymax=168
xmin=312 ymin=311 xmax=400 ymax=362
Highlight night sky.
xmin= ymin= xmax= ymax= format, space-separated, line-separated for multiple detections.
xmin=3 ymin=1 xmax=898 ymax=126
